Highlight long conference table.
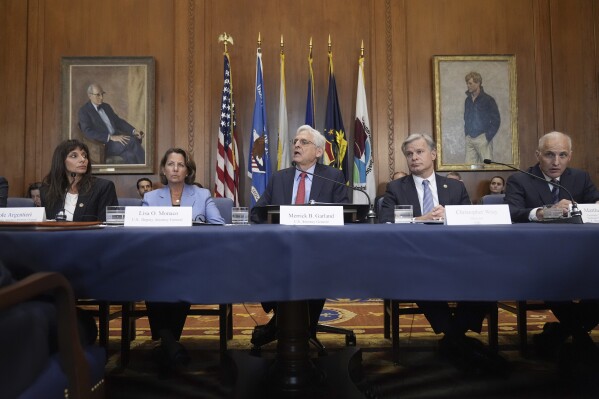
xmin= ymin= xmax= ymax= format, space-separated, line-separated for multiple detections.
xmin=2 ymin=222 xmax=599 ymax=397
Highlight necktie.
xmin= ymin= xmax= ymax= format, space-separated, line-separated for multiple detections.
xmin=422 ymin=180 xmax=434 ymax=214
xmin=295 ymin=172 xmax=307 ymax=204
xmin=551 ymin=179 xmax=560 ymax=204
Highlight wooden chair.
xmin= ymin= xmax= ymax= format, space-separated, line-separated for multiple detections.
xmin=384 ymin=300 xmax=499 ymax=364
xmin=0 ymin=272 xmax=105 ymax=399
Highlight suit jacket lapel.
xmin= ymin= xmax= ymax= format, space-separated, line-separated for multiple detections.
xmin=282 ymin=168 xmax=295 ymax=204
xmin=309 ymin=164 xmax=325 ymax=202
xmin=436 ymin=174 xmax=451 ymax=206
xmin=531 ymin=165 xmax=554 ymax=205
xmin=180 ymin=185 xmax=195 ymax=207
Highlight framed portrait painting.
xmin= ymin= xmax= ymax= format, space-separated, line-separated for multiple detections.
xmin=433 ymin=55 xmax=518 ymax=171
xmin=61 ymin=56 xmax=155 ymax=174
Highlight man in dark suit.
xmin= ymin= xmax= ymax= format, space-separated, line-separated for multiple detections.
xmin=505 ymin=131 xmax=599 ymax=359
xmin=380 ymin=133 xmax=504 ymax=374
xmin=78 ymin=83 xmax=145 ymax=164
xmin=250 ymin=125 xmax=349 ymax=346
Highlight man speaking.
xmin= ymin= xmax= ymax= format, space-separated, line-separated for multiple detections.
xmin=250 ymin=125 xmax=349 ymax=347
xmin=504 ymin=131 xmax=599 ymax=365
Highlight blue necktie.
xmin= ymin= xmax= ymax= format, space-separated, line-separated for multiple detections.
xmin=422 ymin=180 xmax=434 ymax=214
xmin=551 ymin=179 xmax=559 ymax=204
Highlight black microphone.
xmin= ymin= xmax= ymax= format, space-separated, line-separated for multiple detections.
xmin=483 ymin=159 xmax=582 ymax=223
xmin=55 ymin=173 xmax=77 ymax=222
xmin=291 ymin=162 xmax=377 ymax=223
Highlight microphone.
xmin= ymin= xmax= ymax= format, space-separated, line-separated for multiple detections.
xmin=292 ymin=162 xmax=377 ymax=223
xmin=55 ymin=172 xmax=77 ymax=222
xmin=483 ymin=159 xmax=583 ymax=223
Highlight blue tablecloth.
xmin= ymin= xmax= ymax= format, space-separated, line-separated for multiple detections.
xmin=1 ymin=223 xmax=598 ymax=303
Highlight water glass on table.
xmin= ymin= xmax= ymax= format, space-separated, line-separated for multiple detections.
xmin=232 ymin=207 xmax=249 ymax=224
xmin=394 ymin=205 xmax=413 ymax=223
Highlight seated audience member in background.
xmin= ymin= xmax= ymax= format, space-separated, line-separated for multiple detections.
xmin=28 ymin=182 xmax=43 ymax=207
xmin=136 ymin=177 xmax=153 ymax=199
xmin=78 ymin=83 xmax=145 ymax=164
xmin=488 ymin=176 xmax=505 ymax=195
xmin=250 ymin=125 xmax=349 ymax=347
xmin=504 ymin=131 xmax=599 ymax=363
xmin=446 ymin=171 xmax=463 ymax=181
xmin=380 ymin=133 xmax=505 ymax=374
xmin=41 ymin=139 xmax=118 ymax=221
xmin=142 ymin=148 xmax=224 ymax=371
xmin=0 ymin=176 xmax=7 ymax=207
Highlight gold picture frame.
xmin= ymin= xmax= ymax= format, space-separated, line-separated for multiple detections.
xmin=61 ymin=56 xmax=155 ymax=174
xmin=433 ymin=55 xmax=518 ymax=171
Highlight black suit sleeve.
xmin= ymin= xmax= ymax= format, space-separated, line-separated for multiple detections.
xmin=0 ymin=177 xmax=7 ymax=208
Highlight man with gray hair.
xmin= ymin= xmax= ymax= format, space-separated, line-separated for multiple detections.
xmin=464 ymin=71 xmax=500 ymax=164
xmin=504 ymin=131 xmax=599 ymax=363
xmin=250 ymin=125 xmax=349 ymax=347
xmin=380 ymin=133 xmax=504 ymax=374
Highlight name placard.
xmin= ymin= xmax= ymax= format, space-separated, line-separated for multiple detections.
xmin=124 ymin=206 xmax=192 ymax=227
xmin=0 ymin=208 xmax=46 ymax=222
xmin=279 ymin=205 xmax=344 ymax=226
xmin=577 ymin=204 xmax=599 ymax=223
xmin=445 ymin=204 xmax=511 ymax=225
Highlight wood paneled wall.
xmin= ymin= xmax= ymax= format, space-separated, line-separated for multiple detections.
xmin=1 ymin=0 xmax=598 ymax=203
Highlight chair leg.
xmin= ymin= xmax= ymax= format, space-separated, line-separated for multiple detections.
xmin=516 ymin=301 xmax=528 ymax=355
xmin=97 ymin=301 xmax=110 ymax=349
xmin=383 ymin=299 xmax=391 ymax=339
xmin=219 ymin=304 xmax=228 ymax=353
xmin=488 ymin=303 xmax=499 ymax=352
xmin=391 ymin=300 xmax=400 ymax=364
xmin=226 ymin=304 xmax=233 ymax=340
xmin=120 ymin=302 xmax=132 ymax=367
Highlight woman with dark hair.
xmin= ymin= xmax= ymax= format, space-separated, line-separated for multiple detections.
xmin=143 ymin=148 xmax=223 ymax=371
xmin=41 ymin=139 xmax=118 ymax=221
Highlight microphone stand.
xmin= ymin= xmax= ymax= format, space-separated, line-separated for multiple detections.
xmin=483 ymin=159 xmax=583 ymax=224
xmin=292 ymin=162 xmax=377 ymax=223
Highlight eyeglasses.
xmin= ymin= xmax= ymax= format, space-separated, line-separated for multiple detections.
xmin=89 ymin=92 xmax=105 ymax=97
xmin=293 ymin=138 xmax=315 ymax=146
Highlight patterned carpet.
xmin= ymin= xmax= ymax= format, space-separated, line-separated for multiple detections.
xmin=101 ymin=300 xmax=599 ymax=398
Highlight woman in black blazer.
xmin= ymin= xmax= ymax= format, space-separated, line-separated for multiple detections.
xmin=41 ymin=139 xmax=118 ymax=221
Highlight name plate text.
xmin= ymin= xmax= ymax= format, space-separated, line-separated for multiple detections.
xmin=124 ymin=206 xmax=192 ymax=227
xmin=0 ymin=208 xmax=46 ymax=222
xmin=279 ymin=205 xmax=344 ymax=226
xmin=445 ymin=204 xmax=511 ymax=225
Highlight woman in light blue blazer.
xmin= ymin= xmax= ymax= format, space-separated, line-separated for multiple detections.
xmin=143 ymin=147 xmax=224 ymax=370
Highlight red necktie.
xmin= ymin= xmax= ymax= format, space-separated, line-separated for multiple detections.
xmin=295 ymin=172 xmax=307 ymax=204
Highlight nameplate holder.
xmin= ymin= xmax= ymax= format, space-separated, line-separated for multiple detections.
xmin=577 ymin=204 xmax=599 ymax=223
xmin=445 ymin=204 xmax=511 ymax=225
xmin=279 ymin=205 xmax=344 ymax=226
xmin=124 ymin=206 xmax=192 ymax=227
xmin=0 ymin=208 xmax=46 ymax=222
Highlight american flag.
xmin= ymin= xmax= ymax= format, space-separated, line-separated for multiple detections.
xmin=215 ymin=53 xmax=240 ymax=205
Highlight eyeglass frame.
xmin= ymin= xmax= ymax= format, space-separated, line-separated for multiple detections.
xmin=89 ymin=92 xmax=106 ymax=97
xmin=293 ymin=138 xmax=315 ymax=146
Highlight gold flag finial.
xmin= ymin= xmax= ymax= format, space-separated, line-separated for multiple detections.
xmin=280 ymin=35 xmax=284 ymax=54
xmin=218 ymin=32 xmax=234 ymax=53
xmin=328 ymin=34 xmax=332 ymax=53
xmin=257 ymin=32 xmax=261 ymax=50
xmin=309 ymin=37 xmax=313 ymax=57
xmin=360 ymin=40 xmax=364 ymax=57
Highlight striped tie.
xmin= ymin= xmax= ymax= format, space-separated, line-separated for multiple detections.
xmin=422 ymin=180 xmax=434 ymax=214
xmin=550 ymin=179 xmax=560 ymax=204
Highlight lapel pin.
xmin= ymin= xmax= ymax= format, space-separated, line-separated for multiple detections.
xmin=79 ymin=203 xmax=84 ymax=207
xmin=443 ymin=184 xmax=448 ymax=188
